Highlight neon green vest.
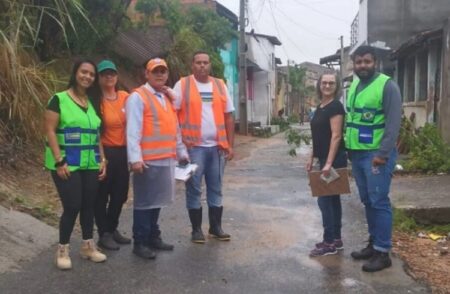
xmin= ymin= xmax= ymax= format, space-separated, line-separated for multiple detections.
xmin=345 ymin=73 xmax=390 ymax=150
xmin=44 ymin=91 xmax=101 ymax=171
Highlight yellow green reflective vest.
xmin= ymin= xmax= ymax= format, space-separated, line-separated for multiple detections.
xmin=44 ymin=91 xmax=101 ymax=171
xmin=345 ymin=73 xmax=390 ymax=150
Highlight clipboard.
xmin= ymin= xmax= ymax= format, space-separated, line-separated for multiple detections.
xmin=308 ymin=168 xmax=350 ymax=197
xmin=175 ymin=163 xmax=198 ymax=182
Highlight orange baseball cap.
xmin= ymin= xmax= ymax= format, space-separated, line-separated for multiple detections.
xmin=146 ymin=58 xmax=168 ymax=72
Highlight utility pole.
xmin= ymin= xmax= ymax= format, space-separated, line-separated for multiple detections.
xmin=286 ymin=59 xmax=290 ymax=116
xmin=238 ymin=0 xmax=248 ymax=135
xmin=339 ymin=35 xmax=344 ymax=83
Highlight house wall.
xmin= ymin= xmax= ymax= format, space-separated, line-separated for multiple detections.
xmin=246 ymin=36 xmax=277 ymax=125
xmin=367 ymin=0 xmax=450 ymax=50
xmin=439 ymin=19 xmax=450 ymax=143
xmin=352 ymin=0 xmax=368 ymax=50
xmin=220 ymin=38 xmax=239 ymax=117
xmin=398 ymin=36 xmax=443 ymax=131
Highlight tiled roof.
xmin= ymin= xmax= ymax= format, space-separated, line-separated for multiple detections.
xmin=114 ymin=26 xmax=172 ymax=65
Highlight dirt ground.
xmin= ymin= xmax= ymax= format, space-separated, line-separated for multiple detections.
xmin=0 ymin=134 xmax=449 ymax=292
xmin=393 ymin=232 xmax=450 ymax=294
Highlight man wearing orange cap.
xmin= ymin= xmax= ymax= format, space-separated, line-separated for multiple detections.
xmin=173 ymin=51 xmax=235 ymax=244
xmin=126 ymin=58 xmax=188 ymax=259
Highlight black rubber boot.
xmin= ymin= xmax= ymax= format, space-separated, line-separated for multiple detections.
xmin=148 ymin=237 xmax=174 ymax=251
xmin=188 ymin=208 xmax=205 ymax=244
xmin=113 ymin=230 xmax=131 ymax=245
xmin=98 ymin=232 xmax=120 ymax=251
xmin=362 ymin=250 xmax=392 ymax=272
xmin=208 ymin=206 xmax=231 ymax=241
xmin=351 ymin=238 xmax=375 ymax=260
xmin=133 ymin=244 xmax=156 ymax=259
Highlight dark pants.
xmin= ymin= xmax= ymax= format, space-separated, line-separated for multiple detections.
xmin=133 ymin=208 xmax=161 ymax=245
xmin=51 ymin=170 xmax=99 ymax=244
xmin=94 ymin=146 xmax=129 ymax=236
xmin=317 ymin=151 xmax=347 ymax=243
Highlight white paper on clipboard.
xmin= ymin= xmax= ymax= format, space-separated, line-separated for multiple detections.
xmin=175 ymin=163 xmax=198 ymax=182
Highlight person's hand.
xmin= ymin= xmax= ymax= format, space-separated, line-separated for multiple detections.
xmin=306 ymin=158 xmax=313 ymax=172
xmin=225 ymin=147 xmax=234 ymax=161
xmin=321 ymin=163 xmax=332 ymax=177
xmin=131 ymin=162 xmax=145 ymax=174
xmin=56 ymin=164 xmax=71 ymax=180
xmin=98 ymin=160 xmax=107 ymax=181
xmin=178 ymin=156 xmax=190 ymax=166
xmin=161 ymin=86 xmax=174 ymax=101
xmin=372 ymin=156 xmax=386 ymax=166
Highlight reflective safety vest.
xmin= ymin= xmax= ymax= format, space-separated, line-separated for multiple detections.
xmin=134 ymin=86 xmax=177 ymax=161
xmin=178 ymin=75 xmax=229 ymax=150
xmin=44 ymin=91 xmax=101 ymax=171
xmin=345 ymin=73 xmax=390 ymax=150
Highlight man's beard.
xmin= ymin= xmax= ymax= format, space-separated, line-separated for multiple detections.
xmin=355 ymin=68 xmax=375 ymax=81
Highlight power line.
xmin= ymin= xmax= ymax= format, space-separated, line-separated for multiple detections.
xmin=266 ymin=0 xmax=291 ymax=60
xmin=273 ymin=5 xmax=337 ymax=40
xmin=267 ymin=0 xmax=311 ymax=61
xmin=291 ymin=0 xmax=349 ymax=23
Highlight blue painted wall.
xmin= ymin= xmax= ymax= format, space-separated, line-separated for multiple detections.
xmin=220 ymin=37 xmax=239 ymax=116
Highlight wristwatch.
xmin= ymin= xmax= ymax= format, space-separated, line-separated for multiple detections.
xmin=54 ymin=157 xmax=66 ymax=168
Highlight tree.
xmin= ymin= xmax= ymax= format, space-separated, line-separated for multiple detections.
xmin=288 ymin=64 xmax=309 ymax=115
xmin=135 ymin=0 xmax=236 ymax=80
xmin=0 ymin=0 xmax=91 ymax=140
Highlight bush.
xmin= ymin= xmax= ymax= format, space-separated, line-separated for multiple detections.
xmin=287 ymin=114 xmax=299 ymax=123
xmin=402 ymin=123 xmax=450 ymax=174
xmin=270 ymin=117 xmax=289 ymax=131
xmin=285 ymin=128 xmax=311 ymax=156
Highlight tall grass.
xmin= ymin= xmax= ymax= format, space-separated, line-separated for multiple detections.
xmin=0 ymin=0 xmax=89 ymax=142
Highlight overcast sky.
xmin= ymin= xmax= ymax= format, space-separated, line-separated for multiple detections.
xmin=217 ymin=0 xmax=359 ymax=65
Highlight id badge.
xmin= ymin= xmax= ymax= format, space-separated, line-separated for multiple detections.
xmin=64 ymin=128 xmax=81 ymax=144
xmin=358 ymin=126 xmax=373 ymax=144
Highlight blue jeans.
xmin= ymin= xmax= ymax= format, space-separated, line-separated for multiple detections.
xmin=349 ymin=148 xmax=397 ymax=252
xmin=186 ymin=146 xmax=225 ymax=209
xmin=317 ymin=151 xmax=347 ymax=243
xmin=132 ymin=208 xmax=161 ymax=245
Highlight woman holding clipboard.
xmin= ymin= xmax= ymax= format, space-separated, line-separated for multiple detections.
xmin=306 ymin=71 xmax=347 ymax=257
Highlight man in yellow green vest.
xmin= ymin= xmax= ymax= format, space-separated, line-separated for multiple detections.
xmin=346 ymin=46 xmax=402 ymax=272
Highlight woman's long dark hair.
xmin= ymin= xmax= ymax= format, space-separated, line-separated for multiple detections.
xmin=67 ymin=59 xmax=101 ymax=117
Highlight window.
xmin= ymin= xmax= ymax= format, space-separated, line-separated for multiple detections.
xmin=404 ymin=56 xmax=415 ymax=102
xmin=418 ymin=50 xmax=428 ymax=101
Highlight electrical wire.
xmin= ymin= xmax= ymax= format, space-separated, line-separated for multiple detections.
xmin=291 ymin=0 xmax=349 ymax=23
xmin=267 ymin=0 xmax=311 ymax=60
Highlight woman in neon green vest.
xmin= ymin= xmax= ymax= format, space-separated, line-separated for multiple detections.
xmin=45 ymin=59 xmax=107 ymax=270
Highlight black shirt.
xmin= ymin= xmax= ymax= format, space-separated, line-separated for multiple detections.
xmin=47 ymin=95 xmax=88 ymax=113
xmin=310 ymin=99 xmax=345 ymax=159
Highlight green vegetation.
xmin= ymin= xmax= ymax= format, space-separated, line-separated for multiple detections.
xmin=393 ymin=208 xmax=450 ymax=235
xmin=0 ymin=0 xmax=90 ymax=141
xmin=0 ymin=0 xmax=236 ymax=144
xmin=136 ymin=0 xmax=236 ymax=79
xmin=270 ymin=117 xmax=290 ymax=131
xmin=285 ymin=128 xmax=311 ymax=157
xmin=399 ymin=123 xmax=450 ymax=174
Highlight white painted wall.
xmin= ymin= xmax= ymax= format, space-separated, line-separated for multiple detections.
xmin=246 ymin=35 xmax=277 ymax=125
xmin=351 ymin=0 xmax=368 ymax=53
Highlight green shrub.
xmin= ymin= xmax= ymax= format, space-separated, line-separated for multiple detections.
xmin=287 ymin=114 xmax=299 ymax=123
xmin=402 ymin=123 xmax=450 ymax=174
xmin=271 ymin=117 xmax=289 ymax=131
xmin=285 ymin=128 xmax=311 ymax=156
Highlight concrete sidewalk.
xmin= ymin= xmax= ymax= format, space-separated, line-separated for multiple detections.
xmin=390 ymin=174 xmax=450 ymax=224
xmin=293 ymin=122 xmax=450 ymax=225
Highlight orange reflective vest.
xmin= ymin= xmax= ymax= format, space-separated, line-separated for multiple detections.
xmin=134 ymin=86 xmax=177 ymax=161
xmin=178 ymin=75 xmax=229 ymax=150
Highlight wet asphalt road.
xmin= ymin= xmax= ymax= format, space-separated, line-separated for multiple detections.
xmin=0 ymin=134 xmax=430 ymax=294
